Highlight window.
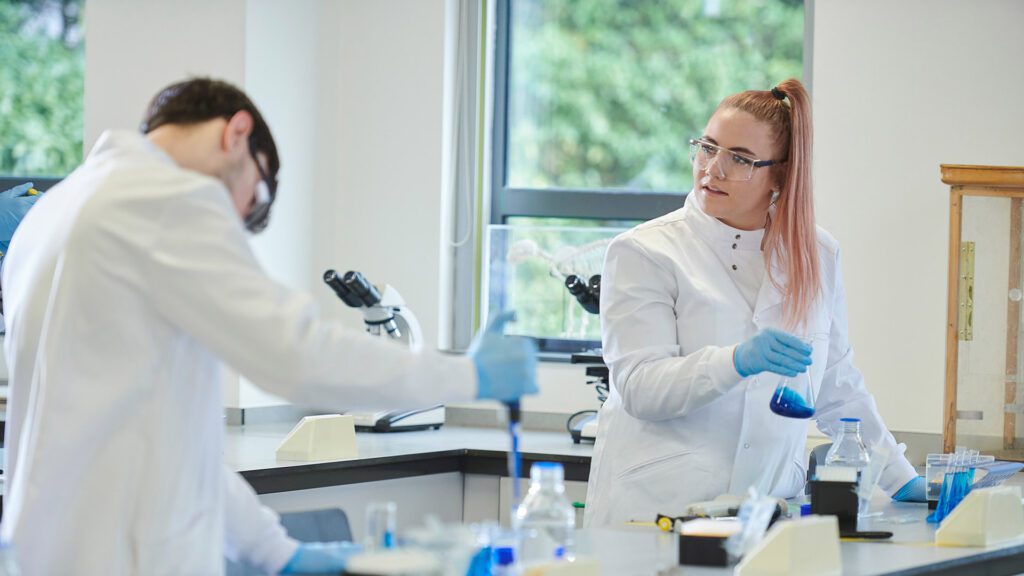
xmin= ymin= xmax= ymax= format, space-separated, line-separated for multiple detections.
xmin=0 ymin=0 xmax=85 ymax=192
xmin=489 ymin=0 xmax=805 ymax=353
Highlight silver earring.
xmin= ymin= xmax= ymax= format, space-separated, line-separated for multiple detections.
xmin=770 ymin=190 xmax=780 ymax=204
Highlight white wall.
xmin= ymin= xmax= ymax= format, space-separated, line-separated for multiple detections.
xmin=310 ymin=0 xmax=450 ymax=349
xmin=83 ymin=0 xmax=246 ymax=150
xmin=813 ymin=0 xmax=1024 ymax=434
xmin=84 ymin=0 xmax=455 ymax=409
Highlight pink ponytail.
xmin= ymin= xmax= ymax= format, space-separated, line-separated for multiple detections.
xmin=718 ymin=78 xmax=819 ymax=330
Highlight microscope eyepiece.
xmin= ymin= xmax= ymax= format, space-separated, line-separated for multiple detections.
xmin=565 ymin=275 xmax=587 ymax=296
xmin=343 ymin=270 xmax=383 ymax=307
xmin=587 ymin=274 xmax=601 ymax=300
xmin=566 ymin=274 xmax=600 ymax=315
xmin=324 ymin=269 xmax=363 ymax=308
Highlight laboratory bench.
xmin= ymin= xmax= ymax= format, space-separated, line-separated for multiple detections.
xmin=227 ymin=423 xmax=1024 ymax=575
xmin=227 ymin=423 xmax=593 ymax=493
xmin=557 ymin=510 xmax=1024 ymax=576
xmin=227 ymin=424 xmax=594 ymax=534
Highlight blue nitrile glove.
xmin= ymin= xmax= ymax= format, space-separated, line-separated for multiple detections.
xmin=0 ymin=182 xmax=42 ymax=260
xmin=280 ymin=541 xmax=362 ymax=574
xmin=733 ymin=328 xmax=812 ymax=378
xmin=468 ymin=310 xmax=539 ymax=403
xmin=892 ymin=476 xmax=927 ymax=503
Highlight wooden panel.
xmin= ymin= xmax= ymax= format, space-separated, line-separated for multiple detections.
xmin=955 ymin=186 xmax=1024 ymax=199
xmin=1007 ymin=199 xmax=1023 ymax=450
xmin=943 ymin=166 xmax=1024 ymax=455
xmin=941 ymin=165 xmax=1024 ymax=188
xmin=944 ymin=188 xmax=963 ymax=453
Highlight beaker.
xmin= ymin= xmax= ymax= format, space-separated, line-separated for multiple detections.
xmin=769 ymin=337 xmax=815 ymax=419
xmin=769 ymin=369 xmax=815 ymax=418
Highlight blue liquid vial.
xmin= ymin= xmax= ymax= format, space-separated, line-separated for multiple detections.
xmin=770 ymin=370 xmax=815 ymax=419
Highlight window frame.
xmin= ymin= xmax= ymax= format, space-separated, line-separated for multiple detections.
xmin=489 ymin=0 xmax=687 ymax=227
xmin=486 ymin=0 xmax=811 ymax=356
xmin=488 ymin=0 xmax=687 ymax=356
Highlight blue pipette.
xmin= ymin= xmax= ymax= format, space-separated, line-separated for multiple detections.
xmin=507 ymin=401 xmax=522 ymax=505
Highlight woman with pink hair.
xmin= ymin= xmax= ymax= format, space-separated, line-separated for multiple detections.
xmin=585 ymin=79 xmax=924 ymax=527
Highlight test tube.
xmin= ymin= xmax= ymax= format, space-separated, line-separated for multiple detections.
xmin=365 ymin=501 xmax=397 ymax=551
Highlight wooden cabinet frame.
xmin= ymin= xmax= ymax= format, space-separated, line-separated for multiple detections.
xmin=942 ymin=165 xmax=1024 ymax=456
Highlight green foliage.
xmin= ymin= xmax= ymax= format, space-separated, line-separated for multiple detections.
xmin=0 ymin=0 xmax=84 ymax=176
xmin=506 ymin=0 xmax=804 ymax=193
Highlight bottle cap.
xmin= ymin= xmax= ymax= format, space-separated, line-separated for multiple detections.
xmin=494 ymin=546 xmax=515 ymax=566
xmin=531 ymin=461 xmax=564 ymax=483
xmin=534 ymin=462 xmax=563 ymax=470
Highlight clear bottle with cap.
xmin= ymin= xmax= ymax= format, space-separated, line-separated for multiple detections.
xmin=825 ymin=417 xmax=871 ymax=475
xmin=513 ymin=462 xmax=576 ymax=564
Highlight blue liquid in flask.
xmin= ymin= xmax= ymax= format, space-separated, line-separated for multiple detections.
xmin=770 ymin=385 xmax=815 ymax=419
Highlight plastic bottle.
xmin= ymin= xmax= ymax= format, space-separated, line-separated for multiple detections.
xmin=513 ymin=462 xmax=575 ymax=564
xmin=825 ymin=417 xmax=870 ymax=476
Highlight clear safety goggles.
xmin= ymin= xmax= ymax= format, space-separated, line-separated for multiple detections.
xmin=246 ymin=143 xmax=277 ymax=234
xmin=688 ymin=138 xmax=780 ymax=182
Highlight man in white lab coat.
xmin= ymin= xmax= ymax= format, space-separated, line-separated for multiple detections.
xmin=0 ymin=78 xmax=537 ymax=575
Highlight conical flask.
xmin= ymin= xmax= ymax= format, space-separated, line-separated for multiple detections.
xmin=769 ymin=348 xmax=815 ymax=419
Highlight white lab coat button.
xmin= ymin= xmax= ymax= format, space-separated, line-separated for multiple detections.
xmin=744 ymin=443 xmax=751 ymax=449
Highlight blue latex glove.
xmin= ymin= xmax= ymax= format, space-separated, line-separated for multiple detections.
xmin=0 ymin=181 xmax=42 ymax=260
xmin=280 ymin=541 xmax=362 ymax=574
xmin=468 ymin=310 xmax=539 ymax=403
xmin=892 ymin=476 xmax=927 ymax=503
xmin=733 ymin=328 xmax=812 ymax=378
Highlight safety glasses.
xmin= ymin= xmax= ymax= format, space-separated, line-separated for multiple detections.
xmin=688 ymin=138 xmax=780 ymax=182
xmin=245 ymin=139 xmax=277 ymax=234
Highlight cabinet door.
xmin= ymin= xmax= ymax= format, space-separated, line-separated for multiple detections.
xmin=950 ymin=193 xmax=1024 ymax=460
xmin=258 ymin=472 xmax=464 ymax=542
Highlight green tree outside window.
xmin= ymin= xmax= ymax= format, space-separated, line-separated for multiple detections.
xmin=495 ymin=0 xmax=803 ymax=346
xmin=506 ymin=0 xmax=803 ymax=194
xmin=0 ymin=0 xmax=85 ymax=177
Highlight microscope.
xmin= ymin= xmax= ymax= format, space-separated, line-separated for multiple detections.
xmin=323 ymin=269 xmax=423 ymax=351
xmin=565 ymin=273 xmax=608 ymax=444
xmin=322 ymin=269 xmax=443 ymax=432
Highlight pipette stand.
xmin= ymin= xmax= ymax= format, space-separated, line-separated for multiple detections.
xmin=734 ymin=515 xmax=841 ymax=576
xmin=276 ymin=414 xmax=358 ymax=461
xmin=935 ymin=487 xmax=1024 ymax=547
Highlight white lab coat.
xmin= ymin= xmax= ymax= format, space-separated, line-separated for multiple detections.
xmin=0 ymin=131 xmax=478 ymax=575
xmin=583 ymin=197 xmax=916 ymax=527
